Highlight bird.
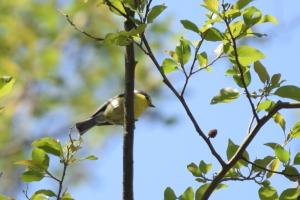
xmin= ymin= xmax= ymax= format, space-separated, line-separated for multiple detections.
xmin=75 ymin=90 xmax=154 ymax=135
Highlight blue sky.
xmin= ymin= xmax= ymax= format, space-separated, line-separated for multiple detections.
xmin=24 ymin=1 xmax=300 ymax=199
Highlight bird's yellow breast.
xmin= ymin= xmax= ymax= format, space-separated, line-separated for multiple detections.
xmin=103 ymin=93 xmax=149 ymax=124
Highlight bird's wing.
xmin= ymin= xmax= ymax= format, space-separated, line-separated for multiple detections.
xmin=91 ymin=93 xmax=124 ymax=117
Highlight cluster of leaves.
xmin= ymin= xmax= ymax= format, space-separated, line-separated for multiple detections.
xmin=13 ymin=135 xmax=98 ymax=200
xmin=95 ymin=0 xmax=300 ymax=199
xmin=150 ymin=0 xmax=300 ymax=199
xmin=99 ymin=0 xmax=168 ymax=46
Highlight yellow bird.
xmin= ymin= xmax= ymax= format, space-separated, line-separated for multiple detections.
xmin=75 ymin=90 xmax=154 ymax=135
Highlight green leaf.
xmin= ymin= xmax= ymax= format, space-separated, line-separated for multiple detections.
xmin=181 ymin=20 xmax=199 ymax=33
xmin=282 ymin=166 xmax=298 ymax=182
xmin=224 ymin=9 xmax=241 ymax=20
xmin=264 ymin=142 xmax=281 ymax=150
xmin=129 ymin=24 xmax=147 ymax=36
xmin=175 ymin=38 xmax=191 ymax=65
xmin=216 ymin=183 xmax=228 ymax=190
xmin=225 ymin=169 xmax=240 ymax=178
xmin=104 ymin=31 xmax=131 ymax=46
xmin=226 ymin=139 xmax=249 ymax=167
xmin=34 ymin=190 xmax=56 ymax=197
xmin=243 ymin=6 xmax=262 ymax=26
xmin=0 ymin=76 xmax=15 ymax=98
xmin=231 ymin=45 xmax=265 ymax=66
xmin=258 ymin=186 xmax=278 ymax=200
xmin=199 ymin=160 xmax=212 ymax=174
xmin=203 ymin=0 xmax=219 ymax=13
xmin=254 ymin=61 xmax=270 ymax=84
xmin=197 ymin=52 xmax=208 ymax=67
xmin=227 ymin=21 xmax=246 ymax=38
xmin=161 ymin=58 xmax=178 ymax=74
xmin=288 ymin=122 xmax=300 ymax=140
xmin=203 ymin=28 xmax=223 ymax=41
xmin=187 ymin=163 xmax=201 ymax=177
xmin=195 ymin=177 xmax=207 ymax=183
xmin=210 ymin=87 xmax=240 ymax=104
xmin=105 ymin=0 xmax=126 ymax=16
xmin=259 ymin=14 xmax=278 ymax=25
xmin=181 ymin=187 xmax=194 ymax=200
xmin=30 ymin=193 xmax=48 ymax=200
xmin=273 ymin=112 xmax=286 ymax=131
xmin=84 ymin=155 xmax=98 ymax=160
xmin=21 ymin=170 xmax=44 ymax=182
xmin=279 ymin=188 xmax=300 ymax=200
xmin=147 ymin=4 xmax=167 ymax=23
xmin=32 ymin=137 xmax=63 ymax=157
xmin=32 ymin=148 xmax=49 ymax=170
xmin=15 ymin=160 xmax=38 ymax=168
xmin=164 ymin=187 xmax=177 ymax=200
xmin=252 ymin=156 xmax=274 ymax=172
xmin=233 ymin=69 xmax=251 ymax=88
xmin=275 ymin=146 xmax=289 ymax=163
xmin=195 ymin=184 xmax=209 ymax=200
xmin=62 ymin=192 xmax=74 ymax=200
xmin=271 ymin=73 xmax=281 ymax=86
xmin=234 ymin=0 xmax=254 ymax=9
xmin=293 ymin=152 xmax=300 ymax=165
xmin=266 ymin=158 xmax=280 ymax=178
xmin=274 ymin=85 xmax=300 ymax=101
xmin=257 ymin=100 xmax=274 ymax=112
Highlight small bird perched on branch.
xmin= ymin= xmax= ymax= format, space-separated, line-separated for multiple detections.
xmin=75 ymin=90 xmax=155 ymax=135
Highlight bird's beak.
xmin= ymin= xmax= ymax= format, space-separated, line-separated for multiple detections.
xmin=149 ymin=103 xmax=155 ymax=108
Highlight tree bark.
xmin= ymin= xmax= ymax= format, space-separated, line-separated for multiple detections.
xmin=123 ymin=9 xmax=136 ymax=200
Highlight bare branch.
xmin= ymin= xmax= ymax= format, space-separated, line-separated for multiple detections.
xmin=202 ymin=101 xmax=300 ymax=199
xmin=140 ymin=33 xmax=226 ymax=167
xmin=242 ymin=157 xmax=300 ymax=177
xmin=60 ymin=11 xmax=104 ymax=42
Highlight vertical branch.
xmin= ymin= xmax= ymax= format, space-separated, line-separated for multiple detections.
xmin=123 ymin=8 xmax=136 ymax=200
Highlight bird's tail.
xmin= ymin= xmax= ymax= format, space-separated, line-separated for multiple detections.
xmin=75 ymin=118 xmax=97 ymax=135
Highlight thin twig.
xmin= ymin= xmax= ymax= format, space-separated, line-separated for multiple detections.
xmin=222 ymin=5 xmax=260 ymax=122
xmin=140 ymin=33 xmax=226 ymax=167
xmin=60 ymin=11 xmax=104 ymax=41
xmin=242 ymin=157 xmax=300 ymax=177
xmin=247 ymin=92 xmax=265 ymax=133
xmin=46 ymin=170 xmax=60 ymax=182
xmin=202 ymin=101 xmax=300 ymax=199
xmin=57 ymin=146 xmax=70 ymax=199
xmin=143 ymin=0 xmax=153 ymax=23
xmin=191 ymin=54 xmax=227 ymax=75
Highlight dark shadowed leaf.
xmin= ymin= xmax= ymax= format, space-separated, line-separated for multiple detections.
xmin=203 ymin=28 xmax=223 ymax=41
xmin=282 ymin=166 xmax=298 ymax=182
xmin=164 ymin=187 xmax=177 ymax=200
xmin=21 ymin=170 xmax=44 ymax=182
xmin=254 ymin=61 xmax=269 ymax=84
xmin=181 ymin=20 xmax=199 ymax=33
xmin=258 ymin=186 xmax=278 ymax=200
xmin=274 ymin=85 xmax=300 ymax=101
xmin=211 ymin=88 xmax=240 ymax=104
xmin=147 ymin=4 xmax=167 ymax=23
xmin=279 ymin=188 xmax=300 ymax=200
xmin=181 ymin=187 xmax=194 ymax=200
